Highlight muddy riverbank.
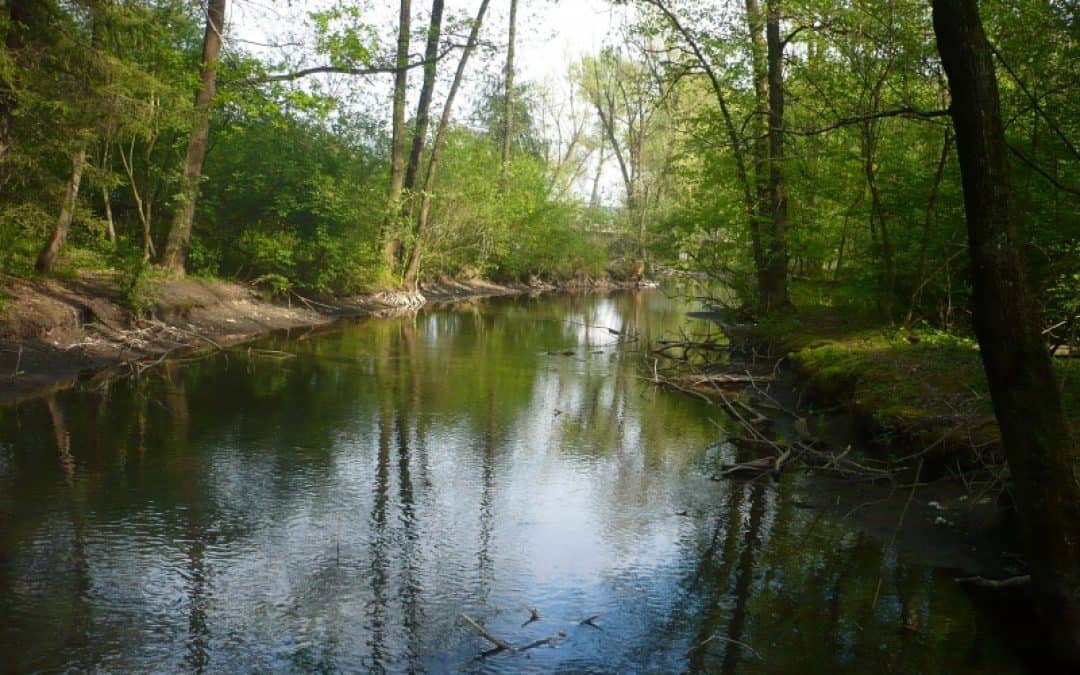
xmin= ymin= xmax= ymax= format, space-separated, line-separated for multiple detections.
xmin=0 ymin=272 xmax=642 ymax=404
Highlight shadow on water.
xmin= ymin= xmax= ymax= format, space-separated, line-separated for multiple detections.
xmin=0 ymin=287 xmax=1028 ymax=672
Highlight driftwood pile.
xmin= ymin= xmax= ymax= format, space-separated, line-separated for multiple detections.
xmin=646 ymin=331 xmax=897 ymax=483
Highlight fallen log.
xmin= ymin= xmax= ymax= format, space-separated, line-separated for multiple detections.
xmin=714 ymin=456 xmax=779 ymax=478
xmin=461 ymin=613 xmax=513 ymax=652
xmin=685 ymin=373 xmax=772 ymax=386
xmin=955 ymin=574 xmax=1031 ymax=589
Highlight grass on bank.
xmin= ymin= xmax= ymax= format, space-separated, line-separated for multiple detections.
xmin=754 ymin=282 xmax=1080 ymax=462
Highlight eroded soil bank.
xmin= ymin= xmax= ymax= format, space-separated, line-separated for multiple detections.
xmin=0 ymin=272 xmax=640 ymax=404
xmin=738 ymin=305 xmax=1079 ymax=469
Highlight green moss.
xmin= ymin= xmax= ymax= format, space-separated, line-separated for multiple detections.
xmin=751 ymin=296 xmax=1068 ymax=459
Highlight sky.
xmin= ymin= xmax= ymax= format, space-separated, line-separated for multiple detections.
xmin=226 ymin=0 xmax=637 ymax=202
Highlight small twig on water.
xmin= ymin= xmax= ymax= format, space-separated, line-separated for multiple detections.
xmin=690 ymin=634 xmax=762 ymax=660
xmin=579 ymin=613 xmax=601 ymax=628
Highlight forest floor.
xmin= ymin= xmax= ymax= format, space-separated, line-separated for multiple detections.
xmin=0 ymin=271 xmax=635 ymax=404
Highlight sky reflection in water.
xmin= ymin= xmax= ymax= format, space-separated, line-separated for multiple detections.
xmin=0 ymin=289 xmax=1022 ymax=673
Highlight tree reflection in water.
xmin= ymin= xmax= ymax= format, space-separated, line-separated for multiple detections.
xmin=0 ymin=289 xmax=1024 ymax=673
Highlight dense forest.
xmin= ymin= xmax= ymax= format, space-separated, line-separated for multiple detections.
xmin=0 ymin=1 xmax=1075 ymax=322
xmin=1 ymin=0 xmax=1078 ymax=666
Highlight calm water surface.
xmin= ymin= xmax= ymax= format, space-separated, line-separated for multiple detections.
xmin=0 ymin=290 xmax=1021 ymax=672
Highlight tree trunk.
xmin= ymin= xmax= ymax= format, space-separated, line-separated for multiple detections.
xmin=590 ymin=132 xmax=605 ymax=208
xmin=499 ymin=0 xmax=518 ymax=194
xmin=97 ymin=140 xmax=116 ymax=242
xmin=933 ymin=0 xmax=1080 ymax=664
xmin=906 ymin=128 xmax=952 ymax=324
xmin=744 ymin=0 xmax=769 ymax=284
xmin=403 ymin=0 xmax=445 ymax=194
xmin=36 ymin=148 xmax=87 ymax=273
xmin=384 ymin=0 xmax=412 ymax=269
xmin=834 ymin=211 xmax=850 ymax=281
xmin=403 ymin=0 xmax=491 ymax=289
xmin=761 ymin=0 xmax=791 ymax=312
xmin=160 ymin=0 xmax=226 ymax=275
xmin=860 ymin=118 xmax=897 ymax=320
xmin=102 ymin=185 xmax=115 ymax=242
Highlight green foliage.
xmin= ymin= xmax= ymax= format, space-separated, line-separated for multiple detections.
xmin=406 ymin=127 xmax=609 ymax=282
xmin=311 ymin=5 xmax=378 ymax=68
xmin=639 ymin=0 xmax=1076 ymax=332
xmin=194 ymin=107 xmax=384 ymax=294
xmin=109 ymin=242 xmax=156 ymax=318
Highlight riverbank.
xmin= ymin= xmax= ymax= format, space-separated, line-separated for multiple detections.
xmin=0 ymin=271 xmax=641 ymax=404
xmin=745 ymin=303 xmax=1080 ymax=469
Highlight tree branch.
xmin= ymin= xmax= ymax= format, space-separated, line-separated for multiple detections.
xmin=234 ymin=44 xmax=460 ymax=86
xmin=990 ymin=42 xmax=1079 ymax=160
xmin=787 ymin=107 xmax=951 ymax=136
xmin=1007 ymin=143 xmax=1080 ymax=196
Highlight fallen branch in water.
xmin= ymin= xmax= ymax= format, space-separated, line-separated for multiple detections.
xmin=714 ymin=456 xmax=781 ymax=479
xmin=290 ymin=290 xmax=339 ymax=312
xmin=578 ymin=613 xmax=601 ymax=628
xmin=461 ymin=613 xmax=513 ymax=652
xmin=955 ymin=574 xmax=1031 ymax=589
xmin=690 ymin=633 xmax=762 ymax=660
xmin=461 ymin=611 xmax=571 ymax=655
xmin=684 ymin=373 xmax=773 ymax=386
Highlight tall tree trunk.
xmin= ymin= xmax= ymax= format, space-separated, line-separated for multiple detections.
xmin=590 ymin=132 xmax=605 ymax=208
xmin=403 ymin=0 xmax=491 ymax=289
xmin=384 ymin=0 xmax=412 ymax=269
xmin=762 ymin=0 xmax=791 ymax=312
xmin=35 ymin=148 xmax=87 ymax=273
xmin=160 ymin=0 xmax=226 ymax=275
xmin=744 ymin=0 xmax=769 ymax=283
xmin=102 ymin=186 xmax=115 ymax=242
xmin=933 ymin=0 xmax=1080 ymax=664
xmin=861 ymin=118 xmax=897 ymax=320
xmin=403 ymin=0 xmax=445 ymax=194
xmin=499 ymin=0 xmax=518 ymax=194
xmin=906 ymin=128 xmax=952 ymax=324
xmin=834 ymin=211 xmax=850 ymax=281
xmin=97 ymin=139 xmax=116 ymax=242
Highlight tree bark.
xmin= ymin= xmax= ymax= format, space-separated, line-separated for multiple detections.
xmin=589 ymin=132 xmax=605 ymax=209
xmin=403 ymin=0 xmax=445 ymax=195
xmin=384 ymin=0 xmax=412 ymax=269
xmin=761 ymin=0 xmax=791 ymax=312
xmin=906 ymin=128 xmax=952 ymax=324
xmin=403 ymin=0 xmax=491 ymax=289
xmin=35 ymin=148 xmax=87 ymax=273
xmin=933 ymin=0 xmax=1080 ymax=664
xmin=160 ymin=0 xmax=226 ymax=274
xmin=744 ymin=0 xmax=769 ymax=283
xmin=499 ymin=0 xmax=518 ymax=194
xmin=861 ymin=117 xmax=897 ymax=320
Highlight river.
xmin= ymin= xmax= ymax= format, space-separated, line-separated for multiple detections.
xmin=0 ymin=288 xmax=1023 ymax=672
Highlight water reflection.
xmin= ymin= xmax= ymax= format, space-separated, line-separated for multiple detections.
xmin=0 ymin=289 xmax=1022 ymax=672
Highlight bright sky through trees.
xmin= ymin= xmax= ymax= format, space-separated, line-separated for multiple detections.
xmin=230 ymin=0 xmax=634 ymax=202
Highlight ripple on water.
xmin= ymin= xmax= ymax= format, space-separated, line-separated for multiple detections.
xmin=0 ymin=289 xmax=1028 ymax=674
